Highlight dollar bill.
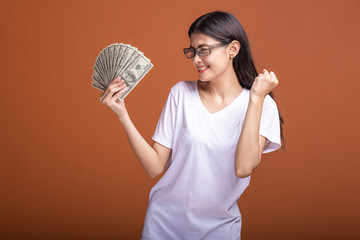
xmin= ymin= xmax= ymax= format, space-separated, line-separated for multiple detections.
xmin=118 ymin=54 xmax=153 ymax=100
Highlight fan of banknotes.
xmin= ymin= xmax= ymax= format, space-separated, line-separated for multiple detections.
xmin=91 ymin=43 xmax=153 ymax=100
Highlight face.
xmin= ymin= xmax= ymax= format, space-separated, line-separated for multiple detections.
xmin=122 ymin=71 xmax=135 ymax=84
xmin=189 ymin=32 xmax=233 ymax=82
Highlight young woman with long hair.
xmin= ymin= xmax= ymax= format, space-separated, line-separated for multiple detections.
xmin=100 ymin=10 xmax=284 ymax=240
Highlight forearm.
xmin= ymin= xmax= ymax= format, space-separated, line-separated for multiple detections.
xmin=118 ymin=112 xmax=162 ymax=178
xmin=235 ymin=95 xmax=264 ymax=177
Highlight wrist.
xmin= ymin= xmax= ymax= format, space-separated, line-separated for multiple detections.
xmin=118 ymin=111 xmax=129 ymax=124
xmin=249 ymin=92 xmax=265 ymax=104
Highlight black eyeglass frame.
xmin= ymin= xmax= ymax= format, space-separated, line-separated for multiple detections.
xmin=183 ymin=42 xmax=229 ymax=59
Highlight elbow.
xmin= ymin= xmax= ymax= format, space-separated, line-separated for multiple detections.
xmin=235 ymin=159 xmax=260 ymax=178
xmin=235 ymin=167 xmax=253 ymax=178
xmin=147 ymin=172 xmax=157 ymax=179
xmin=148 ymin=171 xmax=161 ymax=179
xmin=147 ymin=167 xmax=164 ymax=179
xmin=235 ymin=152 xmax=261 ymax=178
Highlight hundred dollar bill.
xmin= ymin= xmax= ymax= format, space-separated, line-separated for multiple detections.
xmin=118 ymin=54 xmax=153 ymax=100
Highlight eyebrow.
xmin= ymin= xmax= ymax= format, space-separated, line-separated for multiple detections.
xmin=189 ymin=43 xmax=211 ymax=49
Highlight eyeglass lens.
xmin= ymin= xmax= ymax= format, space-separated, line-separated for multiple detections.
xmin=184 ymin=47 xmax=211 ymax=58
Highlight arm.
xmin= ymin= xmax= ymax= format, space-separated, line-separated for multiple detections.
xmin=234 ymin=69 xmax=278 ymax=178
xmin=234 ymin=97 xmax=266 ymax=178
xmin=119 ymin=112 xmax=171 ymax=178
xmin=100 ymin=77 xmax=171 ymax=178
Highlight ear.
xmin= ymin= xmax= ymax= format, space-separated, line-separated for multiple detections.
xmin=229 ymin=40 xmax=240 ymax=59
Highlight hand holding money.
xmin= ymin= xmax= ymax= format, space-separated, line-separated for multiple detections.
xmin=99 ymin=77 xmax=128 ymax=119
xmin=92 ymin=43 xmax=153 ymax=101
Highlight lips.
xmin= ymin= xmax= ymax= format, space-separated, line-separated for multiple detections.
xmin=197 ymin=66 xmax=209 ymax=73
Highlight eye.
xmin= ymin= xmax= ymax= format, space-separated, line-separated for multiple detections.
xmin=198 ymin=47 xmax=211 ymax=56
xmin=198 ymin=47 xmax=209 ymax=52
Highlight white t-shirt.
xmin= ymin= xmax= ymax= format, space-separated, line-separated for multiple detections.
xmin=141 ymin=81 xmax=281 ymax=240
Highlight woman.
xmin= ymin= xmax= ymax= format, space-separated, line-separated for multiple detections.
xmin=100 ymin=11 xmax=284 ymax=240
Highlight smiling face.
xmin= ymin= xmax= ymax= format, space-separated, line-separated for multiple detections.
xmin=189 ymin=32 xmax=234 ymax=82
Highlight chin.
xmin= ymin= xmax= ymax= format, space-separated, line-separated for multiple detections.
xmin=198 ymin=74 xmax=212 ymax=82
xmin=198 ymin=77 xmax=213 ymax=83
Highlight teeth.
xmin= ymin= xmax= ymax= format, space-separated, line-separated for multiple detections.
xmin=198 ymin=66 xmax=208 ymax=70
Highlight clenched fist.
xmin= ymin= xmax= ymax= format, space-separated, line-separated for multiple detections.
xmin=251 ymin=69 xmax=279 ymax=101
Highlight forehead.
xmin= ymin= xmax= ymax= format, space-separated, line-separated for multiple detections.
xmin=190 ymin=32 xmax=219 ymax=48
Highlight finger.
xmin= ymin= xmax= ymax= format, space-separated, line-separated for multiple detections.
xmin=101 ymin=83 xmax=114 ymax=102
xmin=259 ymin=74 xmax=267 ymax=81
xmin=99 ymin=88 xmax=109 ymax=102
xmin=257 ymin=73 xmax=264 ymax=79
xmin=113 ymin=84 xmax=127 ymax=95
xmin=111 ymin=76 xmax=121 ymax=83
xmin=263 ymin=69 xmax=271 ymax=79
xmin=112 ymin=85 xmax=128 ymax=100
xmin=108 ymin=85 xmax=125 ymax=98
xmin=107 ymin=80 xmax=125 ymax=92
xmin=270 ymin=71 xmax=277 ymax=80
xmin=109 ymin=79 xmax=124 ymax=88
xmin=103 ymin=85 xmax=126 ymax=103
xmin=117 ymin=80 xmax=126 ymax=87
xmin=270 ymin=72 xmax=277 ymax=84
xmin=100 ymin=87 xmax=112 ymax=102
xmin=105 ymin=77 xmax=122 ymax=93
xmin=263 ymin=69 xmax=270 ymax=75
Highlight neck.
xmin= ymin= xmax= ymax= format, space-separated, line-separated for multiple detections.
xmin=198 ymin=68 xmax=242 ymax=100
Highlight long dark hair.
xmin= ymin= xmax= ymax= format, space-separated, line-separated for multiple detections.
xmin=188 ymin=11 xmax=285 ymax=147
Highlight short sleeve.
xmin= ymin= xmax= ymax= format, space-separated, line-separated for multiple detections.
xmin=259 ymin=95 xmax=281 ymax=153
xmin=152 ymin=91 xmax=178 ymax=149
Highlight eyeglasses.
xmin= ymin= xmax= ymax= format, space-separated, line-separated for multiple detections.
xmin=183 ymin=43 xmax=228 ymax=59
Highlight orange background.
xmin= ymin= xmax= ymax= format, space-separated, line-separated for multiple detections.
xmin=1 ymin=0 xmax=359 ymax=239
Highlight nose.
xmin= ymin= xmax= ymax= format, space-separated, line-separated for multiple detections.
xmin=192 ymin=53 xmax=202 ymax=64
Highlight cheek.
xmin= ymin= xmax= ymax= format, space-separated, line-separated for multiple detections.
xmin=210 ymin=51 xmax=229 ymax=65
xmin=209 ymin=57 xmax=229 ymax=71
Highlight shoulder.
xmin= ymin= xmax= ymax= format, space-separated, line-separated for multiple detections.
xmin=261 ymin=94 xmax=279 ymax=117
xmin=170 ymin=81 xmax=196 ymax=92
xmin=162 ymin=81 xmax=197 ymax=109
xmin=169 ymin=81 xmax=197 ymax=98
xmin=263 ymin=94 xmax=278 ymax=110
